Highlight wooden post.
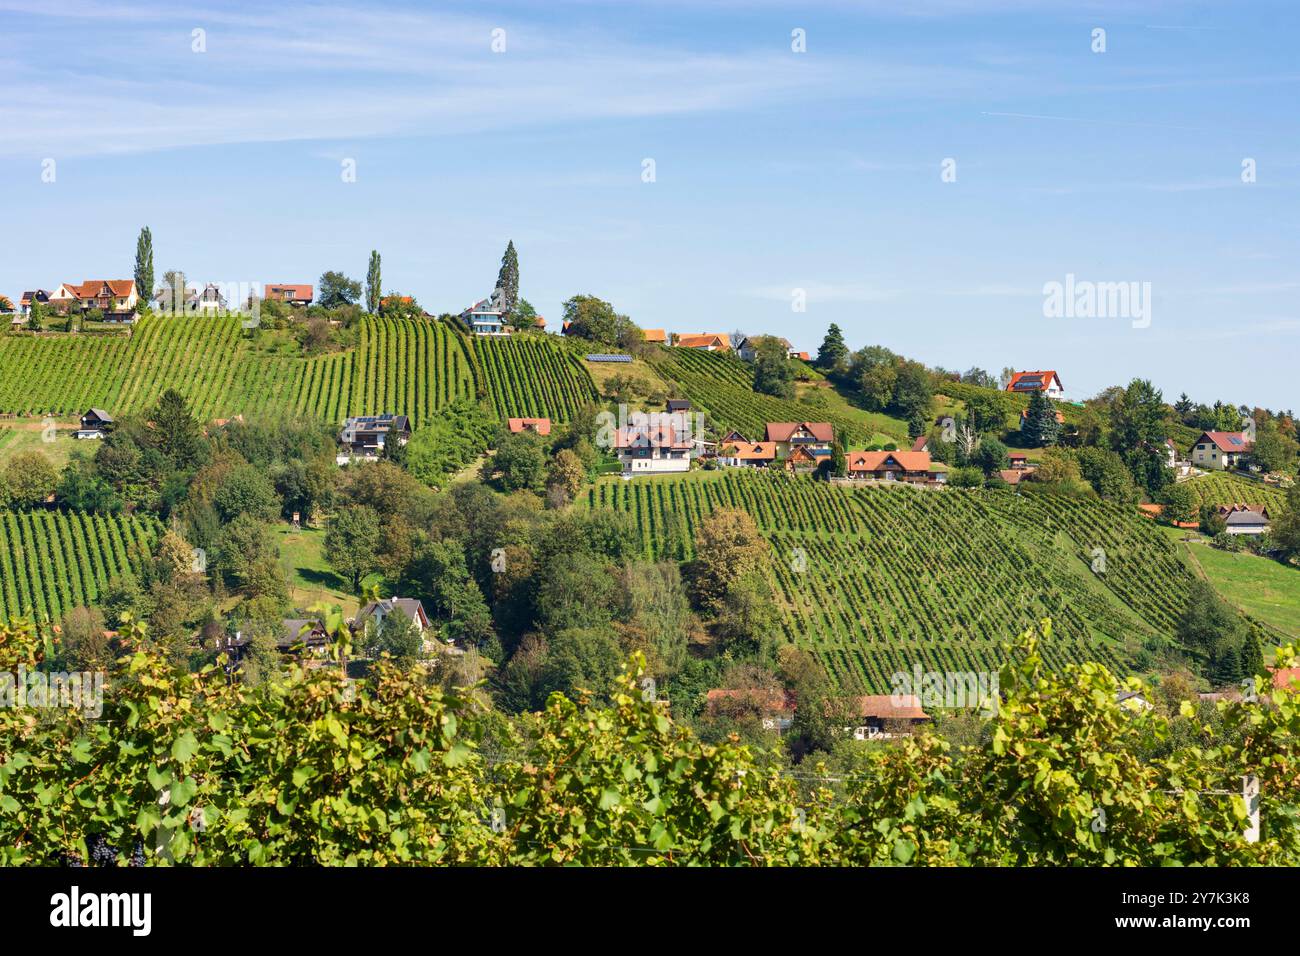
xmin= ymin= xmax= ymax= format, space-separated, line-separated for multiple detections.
xmin=1242 ymin=775 xmax=1260 ymax=843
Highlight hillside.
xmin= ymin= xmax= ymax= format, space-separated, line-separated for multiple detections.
xmin=583 ymin=471 xmax=1213 ymax=691
xmin=0 ymin=510 xmax=161 ymax=624
xmin=651 ymin=347 xmax=908 ymax=446
xmin=0 ymin=317 xmax=599 ymax=426
xmin=1181 ymin=471 xmax=1289 ymax=513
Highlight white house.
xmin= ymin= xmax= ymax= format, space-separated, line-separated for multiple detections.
xmin=1191 ymin=431 xmax=1252 ymax=471
xmin=615 ymin=421 xmax=693 ymax=475
xmin=459 ymin=288 xmax=509 ymax=335
xmin=1005 ymin=370 xmax=1064 ymax=400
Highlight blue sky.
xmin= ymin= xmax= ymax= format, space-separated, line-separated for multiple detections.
xmin=2 ymin=0 xmax=1297 ymax=409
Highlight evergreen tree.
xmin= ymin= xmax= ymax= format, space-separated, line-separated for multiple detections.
xmin=365 ymin=250 xmax=382 ymax=314
xmin=495 ymin=240 xmax=519 ymax=317
xmin=752 ymin=336 xmax=795 ymax=399
xmin=134 ymin=227 xmax=154 ymax=308
xmin=1022 ymin=391 xmax=1061 ymax=447
xmin=816 ymin=323 xmax=848 ymax=371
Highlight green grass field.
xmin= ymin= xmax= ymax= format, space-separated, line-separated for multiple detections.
xmin=1172 ymin=532 xmax=1300 ymax=641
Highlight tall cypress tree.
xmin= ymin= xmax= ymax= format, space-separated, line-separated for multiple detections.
xmin=134 ymin=227 xmax=154 ymax=307
xmin=495 ymin=240 xmax=519 ymax=317
xmin=365 ymin=250 xmax=382 ymax=314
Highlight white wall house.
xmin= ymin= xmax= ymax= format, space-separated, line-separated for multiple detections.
xmin=1191 ymin=431 xmax=1252 ymax=471
xmin=615 ymin=422 xmax=693 ymax=475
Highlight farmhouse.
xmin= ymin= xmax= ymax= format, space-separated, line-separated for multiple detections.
xmin=1191 ymin=431 xmax=1252 ymax=471
xmin=263 ymin=283 xmax=313 ymax=307
xmin=615 ymin=421 xmax=693 ymax=475
xmin=765 ymin=421 xmax=833 ymax=458
xmin=735 ymin=336 xmax=805 ymax=362
xmin=507 ymin=417 xmax=552 ymax=436
xmin=1217 ymin=503 xmax=1270 ymax=536
xmin=337 ymin=413 xmax=411 ymax=462
xmin=642 ymin=328 xmax=667 ymax=344
xmin=674 ymin=333 xmax=729 ymax=351
xmin=70 ymin=280 xmax=138 ymax=319
xmin=17 ymin=290 xmax=50 ymax=316
xmin=75 ymin=408 xmax=114 ymax=440
xmin=666 ymin=398 xmax=692 ymax=414
xmin=846 ymin=450 xmax=947 ymax=485
xmin=704 ymin=688 xmax=796 ymax=732
xmin=278 ymin=618 xmax=330 ymax=655
xmin=1005 ymin=370 xmax=1064 ymax=398
xmin=719 ymin=440 xmax=777 ymax=468
xmin=849 ymin=695 xmax=930 ymax=740
xmin=354 ymin=597 xmax=439 ymax=653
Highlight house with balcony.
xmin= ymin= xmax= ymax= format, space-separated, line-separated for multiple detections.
xmin=70 ymin=280 xmax=139 ymax=319
xmin=846 ymin=450 xmax=948 ymax=485
xmin=615 ymin=420 xmax=693 ymax=475
xmin=337 ymin=414 xmax=412 ymax=463
xmin=459 ymin=289 xmax=509 ymax=335
xmin=764 ymin=421 xmax=833 ymax=459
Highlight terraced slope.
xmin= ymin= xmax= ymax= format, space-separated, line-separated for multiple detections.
xmin=584 ymin=471 xmax=1206 ymax=690
xmin=1181 ymin=472 xmax=1288 ymax=513
xmin=0 ymin=511 xmax=162 ymax=624
xmin=0 ymin=318 xmax=599 ymax=426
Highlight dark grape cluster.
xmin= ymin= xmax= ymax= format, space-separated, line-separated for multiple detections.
xmin=89 ymin=835 xmax=119 ymax=866
xmin=128 ymin=843 xmax=146 ymax=867
xmin=61 ymin=851 xmax=86 ymax=868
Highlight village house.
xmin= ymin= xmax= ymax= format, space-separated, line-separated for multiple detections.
xmin=354 ymin=597 xmax=438 ymax=654
xmin=262 ymin=283 xmax=313 ymax=307
xmin=1191 ymin=431 xmax=1253 ymax=471
xmin=718 ymin=440 xmax=777 ymax=468
xmin=57 ymin=278 xmax=139 ymax=319
xmin=17 ymin=290 xmax=51 ymax=317
xmin=1217 ymin=503 xmax=1270 ymax=536
xmin=615 ymin=421 xmax=693 ymax=475
xmin=642 ymin=328 xmax=667 ymax=344
xmin=459 ymin=289 xmax=508 ymax=335
xmin=849 ymin=695 xmax=930 ymax=740
xmin=1008 ymin=453 xmax=1029 ymax=470
xmin=1005 ymin=369 xmax=1065 ymax=399
xmin=337 ymin=413 xmax=411 ymax=462
xmin=765 ymin=421 xmax=833 ymax=459
xmin=736 ymin=336 xmax=805 ymax=362
xmin=674 ymin=333 xmax=730 ymax=351
xmin=910 ymin=435 xmax=930 ymax=453
xmin=666 ymin=398 xmax=692 ymax=414
xmin=704 ymin=688 xmax=796 ymax=733
xmin=846 ymin=449 xmax=947 ymax=485
xmin=75 ymin=408 xmax=114 ymax=440
xmin=507 ymin=417 xmax=552 ymax=436
xmin=278 ymin=618 xmax=331 ymax=660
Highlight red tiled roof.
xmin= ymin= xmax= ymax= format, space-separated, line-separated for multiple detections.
xmin=1197 ymin=431 xmax=1253 ymax=453
xmin=73 ymin=279 xmax=135 ymax=299
xmin=848 ymin=450 xmax=933 ymax=473
xmin=675 ymin=333 xmax=729 ymax=350
xmin=1005 ymin=370 xmax=1061 ymax=393
xmin=765 ymin=421 xmax=833 ymax=443
xmin=507 ymin=417 xmax=552 ymax=436
xmin=722 ymin=440 xmax=777 ymax=461
xmin=264 ymin=283 xmax=313 ymax=301
xmin=705 ymin=688 xmax=795 ymax=716
xmin=855 ymin=694 xmax=929 ymax=720
xmin=642 ymin=328 xmax=667 ymax=343
xmin=910 ymin=436 xmax=929 ymax=452
xmin=614 ymin=424 xmax=693 ymax=450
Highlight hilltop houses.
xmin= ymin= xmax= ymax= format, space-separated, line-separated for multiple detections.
xmin=263 ymin=283 xmax=313 ymax=307
xmin=765 ymin=421 xmax=833 ymax=458
xmin=674 ymin=333 xmax=729 ymax=351
xmin=337 ymin=414 xmax=411 ymax=463
xmin=460 ymin=289 xmax=509 ymax=335
xmin=29 ymin=281 xmax=138 ymax=320
xmin=1217 ymin=503 xmax=1270 ymax=536
xmin=1191 ymin=431 xmax=1253 ymax=471
xmin=719 ymin=440 xmax=778 ymax=468
xmin=1005 ymin=370 xmax=1064 ymax=399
